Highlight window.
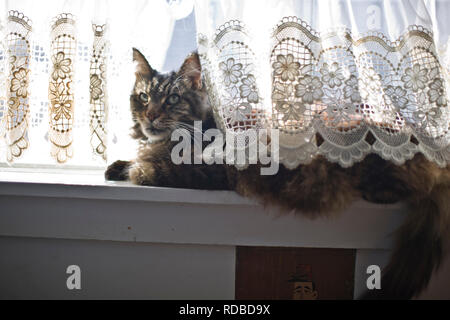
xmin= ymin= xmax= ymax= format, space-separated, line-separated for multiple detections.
xmin=0 ymin=0 xmax=448 ymax=172
xmin=0 ymin=0 xmax=197 ymax=170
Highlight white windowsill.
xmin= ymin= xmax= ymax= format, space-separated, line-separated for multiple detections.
xmin=0 ymin=168 xmax=407 ymax=250
xmin=0 ymin=168 xmax=403 ymax=208
xmin=0 ymin=168 xmax=251 ymax=206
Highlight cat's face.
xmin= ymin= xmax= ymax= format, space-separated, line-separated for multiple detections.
xmin=130 ymin=48 xmax=208 ymax=142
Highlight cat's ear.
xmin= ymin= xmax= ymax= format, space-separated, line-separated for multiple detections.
xmin=132 ymin=48 xmax=154 ymax=78
xmin=179 ymin=52 xmax=202 ymax=90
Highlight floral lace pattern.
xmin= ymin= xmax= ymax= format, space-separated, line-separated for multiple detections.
xmin=48 ymin=13 xmax=76 ymax=163
xmin=198 ymin=17 xmax=450 ymax=169
xmin=89 ymin=24 xmax=109 ymax=161
xmin=197 ymin=21 xmax=268 ymax=169
xmin=4 ymin=11 xmax=32 ymax=162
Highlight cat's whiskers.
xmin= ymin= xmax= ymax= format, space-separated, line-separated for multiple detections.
xmin=166 ymin=120 xmax=205 ymax=145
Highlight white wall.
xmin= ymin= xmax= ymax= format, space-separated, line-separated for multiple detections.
xmin=0 ymin=236 xmax=235 ymax=299
xmin=0 ymin=175 xmax=448 ymax=299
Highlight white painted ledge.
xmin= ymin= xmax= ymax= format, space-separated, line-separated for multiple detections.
xmin=0 ymin=169 xmax=407 ymax=250
xmin=0 ymin=169 xmax=252 ymax=205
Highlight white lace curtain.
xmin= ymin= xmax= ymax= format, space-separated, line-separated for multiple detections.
xmin=1 ymin=0 xmax=448 ymax=170
xmin=195 ymin=0 xmax=450 ymax=169
xmin=0 ymin=0 xmax=192 ymax=167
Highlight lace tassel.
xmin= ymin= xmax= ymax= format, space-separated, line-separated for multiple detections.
xmin=89 ymin=23 xmax=109 ymax=161
xmin=5 ymin=10 xmax=32 ymax=162
xmin=48 ymin=13 xmax=77 ymax=163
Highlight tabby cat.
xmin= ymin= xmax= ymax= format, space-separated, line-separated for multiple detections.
xmin=105 ymin=48 xmax=450 ymax=300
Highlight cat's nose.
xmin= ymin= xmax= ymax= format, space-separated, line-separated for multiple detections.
xmin=146 ymin=110 xmax=158 ymax=122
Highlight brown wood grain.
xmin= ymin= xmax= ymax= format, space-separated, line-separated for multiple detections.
xmin=235 ymin=246 xmax=356 ymax=300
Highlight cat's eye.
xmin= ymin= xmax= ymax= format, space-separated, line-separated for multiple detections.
xmin=166 ymin=94 xmax=180 ymax=105
xmin=139 ymin=92 xmax=149 ymax=103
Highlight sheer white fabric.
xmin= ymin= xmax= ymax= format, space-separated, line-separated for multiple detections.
xmin=195 ymin=0 xmax=450 ymax=168
xmin=0 ymin=0 xmax=189 ymax=167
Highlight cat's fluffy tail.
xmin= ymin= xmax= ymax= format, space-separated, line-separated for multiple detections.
xmin=360 ymin=184 xmax=450 ymax=299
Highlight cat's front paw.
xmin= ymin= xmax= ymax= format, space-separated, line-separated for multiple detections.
xmin=128 ymin=162 xmax=156 ymax=186
xmin=105 ymin=160 xmax=132 ymax=181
